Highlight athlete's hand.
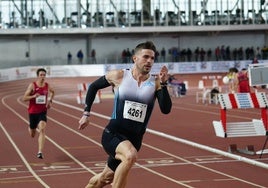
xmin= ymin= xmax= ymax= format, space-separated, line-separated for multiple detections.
xmin=159 ymin=65 xmax=168 ymax=83
xmin=78 ymin=115 xmax=90 ymax=130
xmin=34 ymin=93 xmax=40 ymax=98
xmin=46 ymin=103 xmax=51 ymax=109
xmin=46 ymin=100 xmax=52 ymax=109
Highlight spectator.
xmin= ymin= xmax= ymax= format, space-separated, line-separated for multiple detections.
xmin=252 ymin=57 xmax=259 ymax=64
xmin=249 ymin=47 xmax=254 ymax=60
xmin=245 ymin=47 xmax=251 ymax=60
xmin=232 ymin=48 xmax=238 ymax=60
xmin=238 ymin=47 xmax=244 ymax=60
xmin=210 ymin=87 xmax=219 ymax=103
xmin=200 ymin=48 xmax=206 ymax=62
xmin=155 ymin=50 xmax=159 ymax=62
xmin=77 ymin=49 xmax=84 ymax=64
xmin=171 ymin=47 xmax=179 ymax=62
xmin=225 ymin=46 xmax=231 ymax=60
xmin=186 ymin=48 xmax=192 ymax=62
xmin=207 ymin=48 xmax=212 ymax=61
xmin=121 ymin=49 xmax=127 ymax=63
xmin=91 ymin=49 xmax=96 ymax=64
xmin=125 ymin=48 xmax=132 ymax=63
xmin=194 ymin=47 xmax=200 ymax=61
xmin=255 ymin=46 xmax=262 ymax=59
xmin=215 ymin=46 xmax=220 ymax=61
xmin=180 ymin=49 xmax=187 ymax=61
xmin=67 ymin=51 xmax=72 ymax=64
xmin=160 ymin=47 xmax=166 ymax=62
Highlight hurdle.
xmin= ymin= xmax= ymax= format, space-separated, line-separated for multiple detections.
xmin=213 ymin=92 xmax=268 ymax=138
xmin=213 ymin=92 xmax=268 ymax=155
xmin=77 ymin=83 xmax=101 ymax=104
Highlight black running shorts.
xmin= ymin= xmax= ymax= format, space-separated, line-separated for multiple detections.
xmin=29 ymin=111 xmax=47 ymax=129
xmin=101 ymin=128 xmax=143 ymax=171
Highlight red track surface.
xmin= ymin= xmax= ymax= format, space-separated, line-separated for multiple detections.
xmin=1 ymin=76 xmax=268 ymax=188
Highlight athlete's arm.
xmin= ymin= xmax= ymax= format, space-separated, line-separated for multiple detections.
xmin=23 ymin=83 xmax=36 ymax=102
xmin=155 ymin=66 xmax=172 ymax=114
xmin=156 ymin=85 xmax=172 ymax=114
xmin=48 ymin=84 xmax=55 ymax=102
xmin=84 ymin=69 xmax=124 ymax=113
xmin=84 ymin=75 xmax=111 ymax=112
xmin=78 ymin=75 xmax=110 ymax=130
xmin=46 ymin=84 xmax=55 ymax=108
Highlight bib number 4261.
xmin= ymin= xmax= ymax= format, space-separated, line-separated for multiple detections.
xmin=123 ymin=100 xmax=147 ymax=123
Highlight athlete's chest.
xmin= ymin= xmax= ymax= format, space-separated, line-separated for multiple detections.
xmin=118 ymin=73 xmax=155 ymax=102
xmin=34 ymin=83 xmax=48 ymax=95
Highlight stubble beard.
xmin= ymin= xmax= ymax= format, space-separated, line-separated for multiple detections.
xmin=142 ymin=64 xmax=152 ymax=74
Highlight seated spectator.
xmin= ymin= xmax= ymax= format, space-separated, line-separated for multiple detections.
xmin=210 ymin=87 xmax=220 ymax=103
xmin=167 ymin=75 xmax=187 ymax=97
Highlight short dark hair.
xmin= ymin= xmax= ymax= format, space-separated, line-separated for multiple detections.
xmin=229 ymin=67 xmax=238 ymax=73
xmin=36 ymin=68 xmax=47 ymax=76
xmin=134 ymin=41 xmax=156 ymax=54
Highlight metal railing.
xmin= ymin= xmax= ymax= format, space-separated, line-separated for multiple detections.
xmin=0 ymin=0 xmax=267 ymax=29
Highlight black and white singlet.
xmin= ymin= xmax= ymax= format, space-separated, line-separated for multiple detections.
xmin=107 ymin=69 xmax=156 ymax=136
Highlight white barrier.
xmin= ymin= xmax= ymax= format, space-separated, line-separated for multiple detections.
xmin=213 ymin=92 xmax=268 ymax=138
xmin=77 ymin=83 xmax=100 ymax=104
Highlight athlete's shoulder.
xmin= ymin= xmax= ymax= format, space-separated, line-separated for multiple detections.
xmin=106 ymin=69 xmax=125 ymax=87
xmin=106 ymin=69 xmax=124 ymax=79
xmin=29 ymin=82 xmax=36 ymax=89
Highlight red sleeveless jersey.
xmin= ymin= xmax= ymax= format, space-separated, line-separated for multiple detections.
xmin=238 ymin=72 xmax=250 ymax=93
xmin=28 ymin=82 xmax=49 ymax=114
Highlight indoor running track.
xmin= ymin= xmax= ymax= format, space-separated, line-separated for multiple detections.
xmin=1 ymin=77 xmax=268 ymax=188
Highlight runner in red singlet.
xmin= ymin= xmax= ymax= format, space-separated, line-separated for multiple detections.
xmin=237 ymin=68 xmax=251 ymax=93
xmin=23 ymin=68 xmax=55 ymax=159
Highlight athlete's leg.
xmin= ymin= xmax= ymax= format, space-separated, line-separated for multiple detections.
xmin=28 ymin=127 xmax=36 ymax=138
xmin=28 ymin=114 xmax=37 ymax=138
xmin=37 ymin=120 xmax=46 ymax=154
xmin=86 ymin=165 xmax=114 ymax=188
xmin=112 ymin=140 xmax=138 ymax=188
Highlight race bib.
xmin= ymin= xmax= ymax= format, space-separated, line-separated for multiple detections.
xmin=36 ymin=95 xmax=46 ymax=104
xmin=123 ymin=100 xmax=147 ymax=123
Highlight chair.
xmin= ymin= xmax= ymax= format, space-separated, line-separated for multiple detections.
xmin=196 ymin=79 xmax=220 ymax=104
xmin=196 ymin=80 xmax=208 ymax=103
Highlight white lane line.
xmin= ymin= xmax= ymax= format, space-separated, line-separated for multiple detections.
xmin=53 ymin=100 xmax=268 ymax=188
xmin=143 ymin=143 xmax=266 ymax=188
xmin=16 ymin=97 xmax=97 ymax=175
xmin=1 ymin=94 xmax=97 ymax=187
xmin=47 ymin=107 xmax=194 ymax=187
xmin=147 ymin=128 xmax=268 ymax=170
xmin=53 ymin=100 xmax=268 ymax=169
xmin=0 ymin=122 xmax=50 ymax=188
xmin=10 ymin=96 xmax=267 ymax=187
